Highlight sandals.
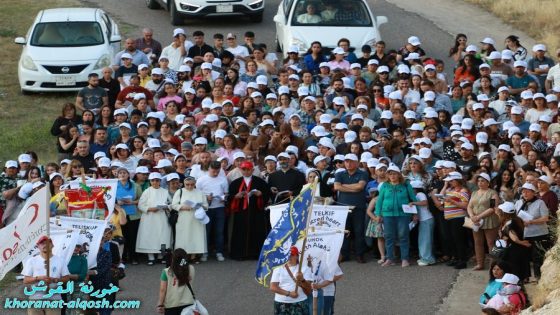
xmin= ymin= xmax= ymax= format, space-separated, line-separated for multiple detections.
xmin=472 ymin=265 xmax=484 ymax=271
xmin=381 ymin=260 xmax=396 ymax=267
xmin=377 ymin=257 xmax=386 ymax=265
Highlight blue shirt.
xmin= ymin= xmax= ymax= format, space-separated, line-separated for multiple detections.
xmin=514 ymin=120 xmax=530 ymax=136
xmin=334 ymin=169 xmax=369 ymax=208
xmin=116 ymin=180 xmax=136 ymax=215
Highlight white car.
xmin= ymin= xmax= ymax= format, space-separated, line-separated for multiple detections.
xmin=15 ymin=8 xmax=121 ymax=94
xmin=274 ymin=0 xmax=387 ymax=56
xmin=146 ymin=0 xmax=265 ymax=25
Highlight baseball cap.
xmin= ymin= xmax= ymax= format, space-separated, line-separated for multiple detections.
xmin=344 ymin=153 xmax=358 ymax=161
xmin=498 ymin=202 xmax=515 ymax=214
xmin=480 ymin=37 xmax=495 ymax=45
xmin=407 ymin=36 xmax=421 ymax=46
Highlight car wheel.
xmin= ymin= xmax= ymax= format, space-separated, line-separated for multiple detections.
xmin=249 ymin=13 xmax=263 ymax=23
xmin=146 ymin=0 xmax=160 ymax=9
xmin=170 ymin=2 xmax=183 ymax=25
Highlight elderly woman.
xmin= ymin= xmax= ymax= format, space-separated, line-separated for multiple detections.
xmin=171 ymin=176 xmax=208 ymax=263
xmin=514 ymin=182 xmax=550 ymax=280
xmin=374 ymin=164 xmax=417 ymax=267
xmin=136 ymin=172 xmax=172 ymax=265
xmin=466 ymin=173 xmax=500 ymax=270
xmin=403 ymin=155 xmax=432 ymax=189
xmin=269 ymin=246 xmax=313 ymax=315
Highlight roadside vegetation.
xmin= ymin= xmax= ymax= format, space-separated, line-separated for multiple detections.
xmin=466 ymin=0 xmax=560 ymax=51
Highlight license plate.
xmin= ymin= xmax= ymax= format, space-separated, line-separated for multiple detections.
xmin=55 ymin=75 xmax=76 ymax=86
xmin=216 ymin=4 xmax=233 ymax=13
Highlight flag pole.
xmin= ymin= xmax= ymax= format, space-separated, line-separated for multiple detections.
xmin=45 ymin=187 xmax=51 ymax=279
xmin=298 ymin=177 xmax=318 ymax=273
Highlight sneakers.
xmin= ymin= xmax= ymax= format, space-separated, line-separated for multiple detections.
xmin=200 ymin=254 xmax=208 ymax=262
xmin=147 ymin=260 xmax=155 ymax=266
xmin=417 ymin=259 xmax=434 ymax=266
xmin=216 ymin=253 xmax=225 ymax=262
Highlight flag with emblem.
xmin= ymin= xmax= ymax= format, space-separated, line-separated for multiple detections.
xmin=255 ymin=184 xmax=314 ymax=286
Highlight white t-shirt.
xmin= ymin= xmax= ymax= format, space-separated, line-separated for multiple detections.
xmin=321 ymin=265 xmax=343 ymax=296
xmin=21 ymin=255 xmax=70 ymax=300
xmin=196 ymin=174 xmax=228 ymax=208
xmin=270 ymin=264 xmax=312 ymax=303
xmin=546 ymin=64 xmax=560 ymax=90
xmin=416 ymin=192 xmax=433 ymax=221
xmin=227 ymin=45 xmax=250 ymax=74
xmin=525 ymin=108 xmax=551 ymax=124
xmin=161 ymin=44 xmax=186 ymax=71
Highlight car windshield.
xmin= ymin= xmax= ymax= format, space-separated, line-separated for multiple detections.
xmin=291 ymin=0 xmax=372 ymax=26
xmin=30 ymin=22 xmax=104 ymax=47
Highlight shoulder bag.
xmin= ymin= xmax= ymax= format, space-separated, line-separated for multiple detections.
xmin=180 ymin=280 xmax=208 ymax=315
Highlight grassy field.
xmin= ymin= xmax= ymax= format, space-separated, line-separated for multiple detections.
xmin=466 ymin=0 xmax=560 ymax=52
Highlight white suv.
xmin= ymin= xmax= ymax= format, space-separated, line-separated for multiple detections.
xmin=14 ymin=8 xmax=121 ymax=94
xmin=146 ymin=0 xmax=265 ymax=25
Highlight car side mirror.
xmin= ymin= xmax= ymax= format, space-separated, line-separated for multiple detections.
xmin=110 ymin=35 xmax=121 ymax=43
xmin=14 ymin=37 xmax=26 ymax=45
xmin=273 ymin=15 xmax=283 ymax=23
xmin=376 ymin=16 xmax=388 ymax=26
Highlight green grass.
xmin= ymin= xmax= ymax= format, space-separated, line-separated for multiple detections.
xmin=0 ymin=0 xmax=136 ymax=164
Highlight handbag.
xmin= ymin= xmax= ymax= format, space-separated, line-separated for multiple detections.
xmin=168 ymin=189 xmax=182 ymax=226
xmin=463 ymin=217 xmax=474 ymax=229
xmin=285 ymin=264 xmax=312 ymax=296
xmin=490 ymin=239 xmax=509 ymax=259
xmin=180 ymin=281 xmax=208 ymax=315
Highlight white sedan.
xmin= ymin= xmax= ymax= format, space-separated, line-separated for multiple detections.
xmin=274 ymin=0 xmax=387 ymax=56
xmin=15 ymin=8 xmax=121 ymax=94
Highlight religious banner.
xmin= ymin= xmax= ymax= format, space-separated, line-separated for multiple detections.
xmin=0 ymin=187 xmax=49 ymax=280
xmin=23 ymin=225 xmax=80 ymax=267
xmin=269 ymin=204 xmax=349 ymax=275
xmin=49 ymin=216 xmax=107 ymax=268
xmin=64 ymin=179 xmax=118 ymax=220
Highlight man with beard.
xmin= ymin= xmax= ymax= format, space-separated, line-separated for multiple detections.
xmin=187 ymin=30 xmax=214 ymax=69
xmin=115 ymin=75 xmax=155 ymax=109
xmin=176 ymin=65 xmax=192 ymax=92
xmin=268 ymin=152 xmax=306 ymax=203
xmin=325 ymin=78 xmax=354 ymax=107
xmin=113 ymin=38 xmax=150 ymax=70
xmin=76 ymin=73 xmax=108 ymax=114
xmin=227 ymin=161 xmax=271 ymax=260
xmin=22 ymin=236 xmax=70 ymax=315
xmin=134 ymin=28 xmax=162 ymax=66
xmin=145 ymin=68 xmax=166 ymax=106
xmin=98 ymin=67 xmax=120 ymax=109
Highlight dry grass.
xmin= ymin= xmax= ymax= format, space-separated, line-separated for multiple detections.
xmin=465 ymin=0 xmax=560 ymax=51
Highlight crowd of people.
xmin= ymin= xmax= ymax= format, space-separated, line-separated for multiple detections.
xmin=2 ymin=25 xmax=560 ymax=315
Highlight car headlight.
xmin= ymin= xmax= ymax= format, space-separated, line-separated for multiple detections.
xmin=291 ymin=38 xmax=307 ymax=53
xmin=94 ymin=54 xmax=111 ymax=70
xmin=21 ymin=55 xmax=38 ymax=71
xmin=365 ymin=39 xmax=377 ymax=47
xmin=248 ymin=0 xmax=263 ymax=9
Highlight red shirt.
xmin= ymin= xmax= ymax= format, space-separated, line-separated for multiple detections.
xmin=116 ymin=86 xmax=154 ymax=103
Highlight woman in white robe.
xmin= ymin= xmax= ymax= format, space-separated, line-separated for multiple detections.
xmin=136 ymin=172 xmax=172 ymax=265
xmin=171 ymin=176 xmax=208 ymax=262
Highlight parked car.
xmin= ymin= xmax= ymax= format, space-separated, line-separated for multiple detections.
xmin=146 ymin=0 xmax=265 ymax=25
xmin=274 ymin=0 xmax=387 ymax=56
xmin=14 ymin=8 xmax=121 ymax=94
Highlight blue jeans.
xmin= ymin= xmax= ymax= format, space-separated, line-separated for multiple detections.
xmin=206 ymin=207 xmax=225 ymax=254
xmin=383 ymin=216 xmax=411 ymax=261
xmin=418 ymin=218 xmax=435 ymax=263
xmin=323 ymin=295 xmax=334 ymax=315
xmin=307 ymin=289 xmax=324 ymax=314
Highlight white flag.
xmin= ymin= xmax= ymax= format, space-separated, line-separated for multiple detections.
xmin=24 ymin=226 xmax=80 ymax=266
xmin=270 ymin=204 xmax=349 ymax=275
xmin=0 ymin=187 xmax=49 ymax=280
xmin=50 ymin=216 xmax=107 ymax=268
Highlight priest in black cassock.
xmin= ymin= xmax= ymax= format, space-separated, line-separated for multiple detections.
xmin=227 ymin=161 xmax=271 ymax=260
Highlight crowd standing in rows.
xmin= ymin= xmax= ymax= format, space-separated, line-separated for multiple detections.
xmin=3 ymin=26 xmax=560 ymax=315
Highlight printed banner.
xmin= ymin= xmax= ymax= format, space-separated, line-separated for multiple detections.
xmin=64 ymin=179 xmax=118 ymax=220
xmin=23 ymin=226 xmax=80 ymax=266
xmin=0 ymin=187 xmax=49 ymax=280
xmin=49 ymin=216 xmax=107 ymax=268
xmin=270 ymin=204 xmax=349 ymax=276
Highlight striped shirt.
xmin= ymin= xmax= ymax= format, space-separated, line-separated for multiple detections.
xmin=443 ymin=190 xmax=470 ymax=220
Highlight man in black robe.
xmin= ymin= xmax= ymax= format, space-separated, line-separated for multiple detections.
xmin=227 ymin=161 xmax=271 ymax=260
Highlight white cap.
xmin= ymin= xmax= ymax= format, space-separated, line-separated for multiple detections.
xmin=360 ymin=152 xmax=373 ymax=163
xmin=210 ymin=103 xmax=222 ymax=110
xmin=121 ymin=52 xmax=133 ymax=60
xmin=266 ymin=93 xmax=277 ymax=100
xmin=60 ymin=159 xmax=71 ymax=165
xmin=319 ymin=62 xmax=329 ymax=68
xmin=546 ymin=94 xmax=558 ymax=103
xmin=375 ymin=163 xmax=388 ymax=170
xmin=119 ymin=122 xmax=132 ymax=130
xmin=214 ymin=129 xmax=227 ymax=139
xmin=397 ymin=64 xmax=410 ymax=74
xmin=247 ymin=82 xmax=259 ymax=89
xmin=497 ymin=273 xmax=519 ymax=285
xmin=18 ymin=154 xmax=32 ymax=163
xmin=407 ymin=36 xmax=421 ymax=46
xmin=149 ymin=172 xmax=162 ymax=180
xmin=498 ymin=144 xmax=511 ymax=152
xmin=410 ymin=180 xmax=424 ymax=189
xmin=477 ymin=172 xmax=491 ymax=182
xmin=458 ymin=136 xmax=470 ymax=144
xmin=98 ymin=157 xmax=111 ymax=168
xmin=256 ymin=75 xmax=268 ymax=85
xmin=285 ymin=145 xmax=299 ymax=156
xmin=461 ymin=118 xmax=474 ymax=130
xmin=443 ymin=161 xmax=457 ymax=169
xmin=135 ymin=166 xmax=150 ymax=174
xmin=194 ymin=137 xmax=208 ymax=145
xmin=444 ymin=171 xmax=463 ymax=181
xmin=333 ymin=154 xmax=345 ymax=162
xmin=377 ymin=65 xmax=390 ymax=73
xmin=404 ymin=110 xmax=417 ymax=120
xmin=511 ymin=106 xmax=523 ymax=115
xmin=335 ymin=122 xmax=348 ymax=130
xmin=259 ymin=119 xmax=275 ymax=127
xmin=289 ymin=65 xmax=301 ymax=73
xmin=204 ymin=114 xmax=219 ymax=123
xmin=311 ymin=125 xmax=328 ymax=137
xmin=178 ymin=65 xmax=191 ymax=73
xmin=173 ymin=28 xmax=185 ymax=37
xmin=539 ymin=115 xmax=552 ymax=123
xmin=277 ymin=152 xmax=290 ymax=159
xmin=529 ymin=123 xmax=541 ymax=133
xmin=533 ymin=93 xmax=545 ymax=100
xmin=405 ymin=52 xmax=421 ymax=61
xmin=480 ymin=37 xmax=495 ymax=45
xmin=351 ymin=113 xmax=364 ymax=121
xmin=498 ymin=86 xmax=509 ymax=93
xmin=466 ymin=45 xmax=477 ymax=53
xmin=424 ymin=64 xmax=436 ymax=71
xmin=434 ymin=160 xmax=445 ymax=169
xmin=521 ymin=183 xmax=537 ymax=191
xmin=408 ymin=123 xmax=424 ymax=132
xmin=521 ymin=90 xmax=534 ymax=100
xmin=368 ymin=59 xmax=379 ymax=66
xmin=151 ymin=68 xmax=163 ymax=75
xmin=318 ymin=137 xmax=335 ymax=150
xmin=233 ymin=152 xmax=246 ymax=161
xmin=344 ymin=131 xmax=357 ymax=143
xmin=532 ymin=44 xmax=546 ymax=52
xmin=288 ymin=74 xmax=300 ymax=81
xmin=538 ymin=175 xmax=553 ymax=185
xmin=451 ymin=115 xmax=464 ymax=125
xmin=366 ymin=158 xmax=379 ymax=168
xmin=424 ymin=110 xmax=438 ymax=119
xmin=344 ymin=153 xmax=358 ymax=161
xmin=113 ymin=108 xmax=127 ymax=116
xmin=477 ymin=94 xmax=490 ymax=101
xmin=303 ymin=95 xmax=317 ymax=103
xmin=166 ymin=173 xmax=180 ymax=181
xmin=483 ymin=118 xmax=499 ymax=127
xmin=419 ymin=147 xmax=432 ymax=159
xmin=424 ymin=91 xmax=436 ymax=101
xmin=508 ymin=127 xmax=521 ymax=138
xmin=461 ymin=142 xmax=474 ymax=150
xmin=133 ymin=93 xmax=147 ymax=100
xmin=381 ymin=110 xmax=392 ymax=120
xmin=387 ymin=164 xmax=401 ymax=173
xmin=488 ymin=51 xmax=502 ymax=60
xmin=194 ymin=208 xmax=210 ymax=224
xmin=350 ymin=63 xmax=362 ymax=69
xmin=356 ymin=104 xmax=369 ymax=111
xmin=5 ymin=160 xmax=18 ymax=168
xmin=332 ymin=47 xmax=345 ymax=55
xmin=264 ymin=155 xmax=277 ymax=163
xmin=498 ymin=202 xmax=515 ymax=214
xmin=479 ymin=63 xmax=490 ymax=69
xmin=514 ymin=60 xmax=527 ymax=68
xmin=451 ymin=130 xmax=463 ymax=137
xmin=388 ymin=91 xmax=402 ymax=100
xmin=473 ymin=103 xmax=484 ymax=111
xmin=313 ymin=155 xmax=327 ymax=166
xmin=306 ymin=146 xmax=319 ymax=154
xmin=94 ymin=152 xmax=106 ymax=160
xmin=155 ymin=159 xmax=172 ymax=169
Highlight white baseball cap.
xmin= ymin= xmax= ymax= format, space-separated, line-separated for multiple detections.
xmin=419 ymin=147 xmax=432 ymax=159
xmin=497 ymin=273 xmax=519 ymax=285
xmin=424 ymin=91 xmax=436 ymax=101
xmin=476 ymin=132 xmax=488 ymax=144
xmin=306 ymin=146 xmax=319 ymax=154
xmin=521 ymin=183 xmax=537 ymax=191
xmin=154 ymin=159 xmax=172 ymax=169
xmin=538 ymin=175 xmax=553 ymax=185
xmin=514 ymin=60 xmax=527 ymax=68
xmin=344 ymin=153 xmax=358 ymax=161
xmin=532 ymin=44 xmax=546 ymax=52
xmin=313 ymin=155 xmax=327 ymax=166
xmin=498 ymin=202 xmax=515 ymax=214
xmin=407 ymin=36 xmax=421 ymax=46
xmin=477 ymin=173 xmax=491 ymax=182
xmin=480 ymin=37 xmax=495 ymax=45
xmin=498 ymin=144 xmax=511 ymax=152
xmin=408 ymin=123 xmax=424 ymax=132
xmin=149 ymin=172 xmax=163 ymax=181
xmin=483 ymin=118 xmax=499 ymax=127
xmin=461 ymin=118 xmax=474 ymax=130
xmin=344 ymin=131 xmax=357 ymax=143
xmin=194 ymin=137 xmax=208 ymax=145
xmin=511 ymin=106 xmax=524 ymax=115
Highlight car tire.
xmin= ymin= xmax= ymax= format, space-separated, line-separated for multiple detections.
xmin=170 ymin=2 xmax=183 ymax=25
xmin=146 ymin=0 xmax=160 ymax=9
xmin=249 ymin=13 xmax=263 ymax=23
